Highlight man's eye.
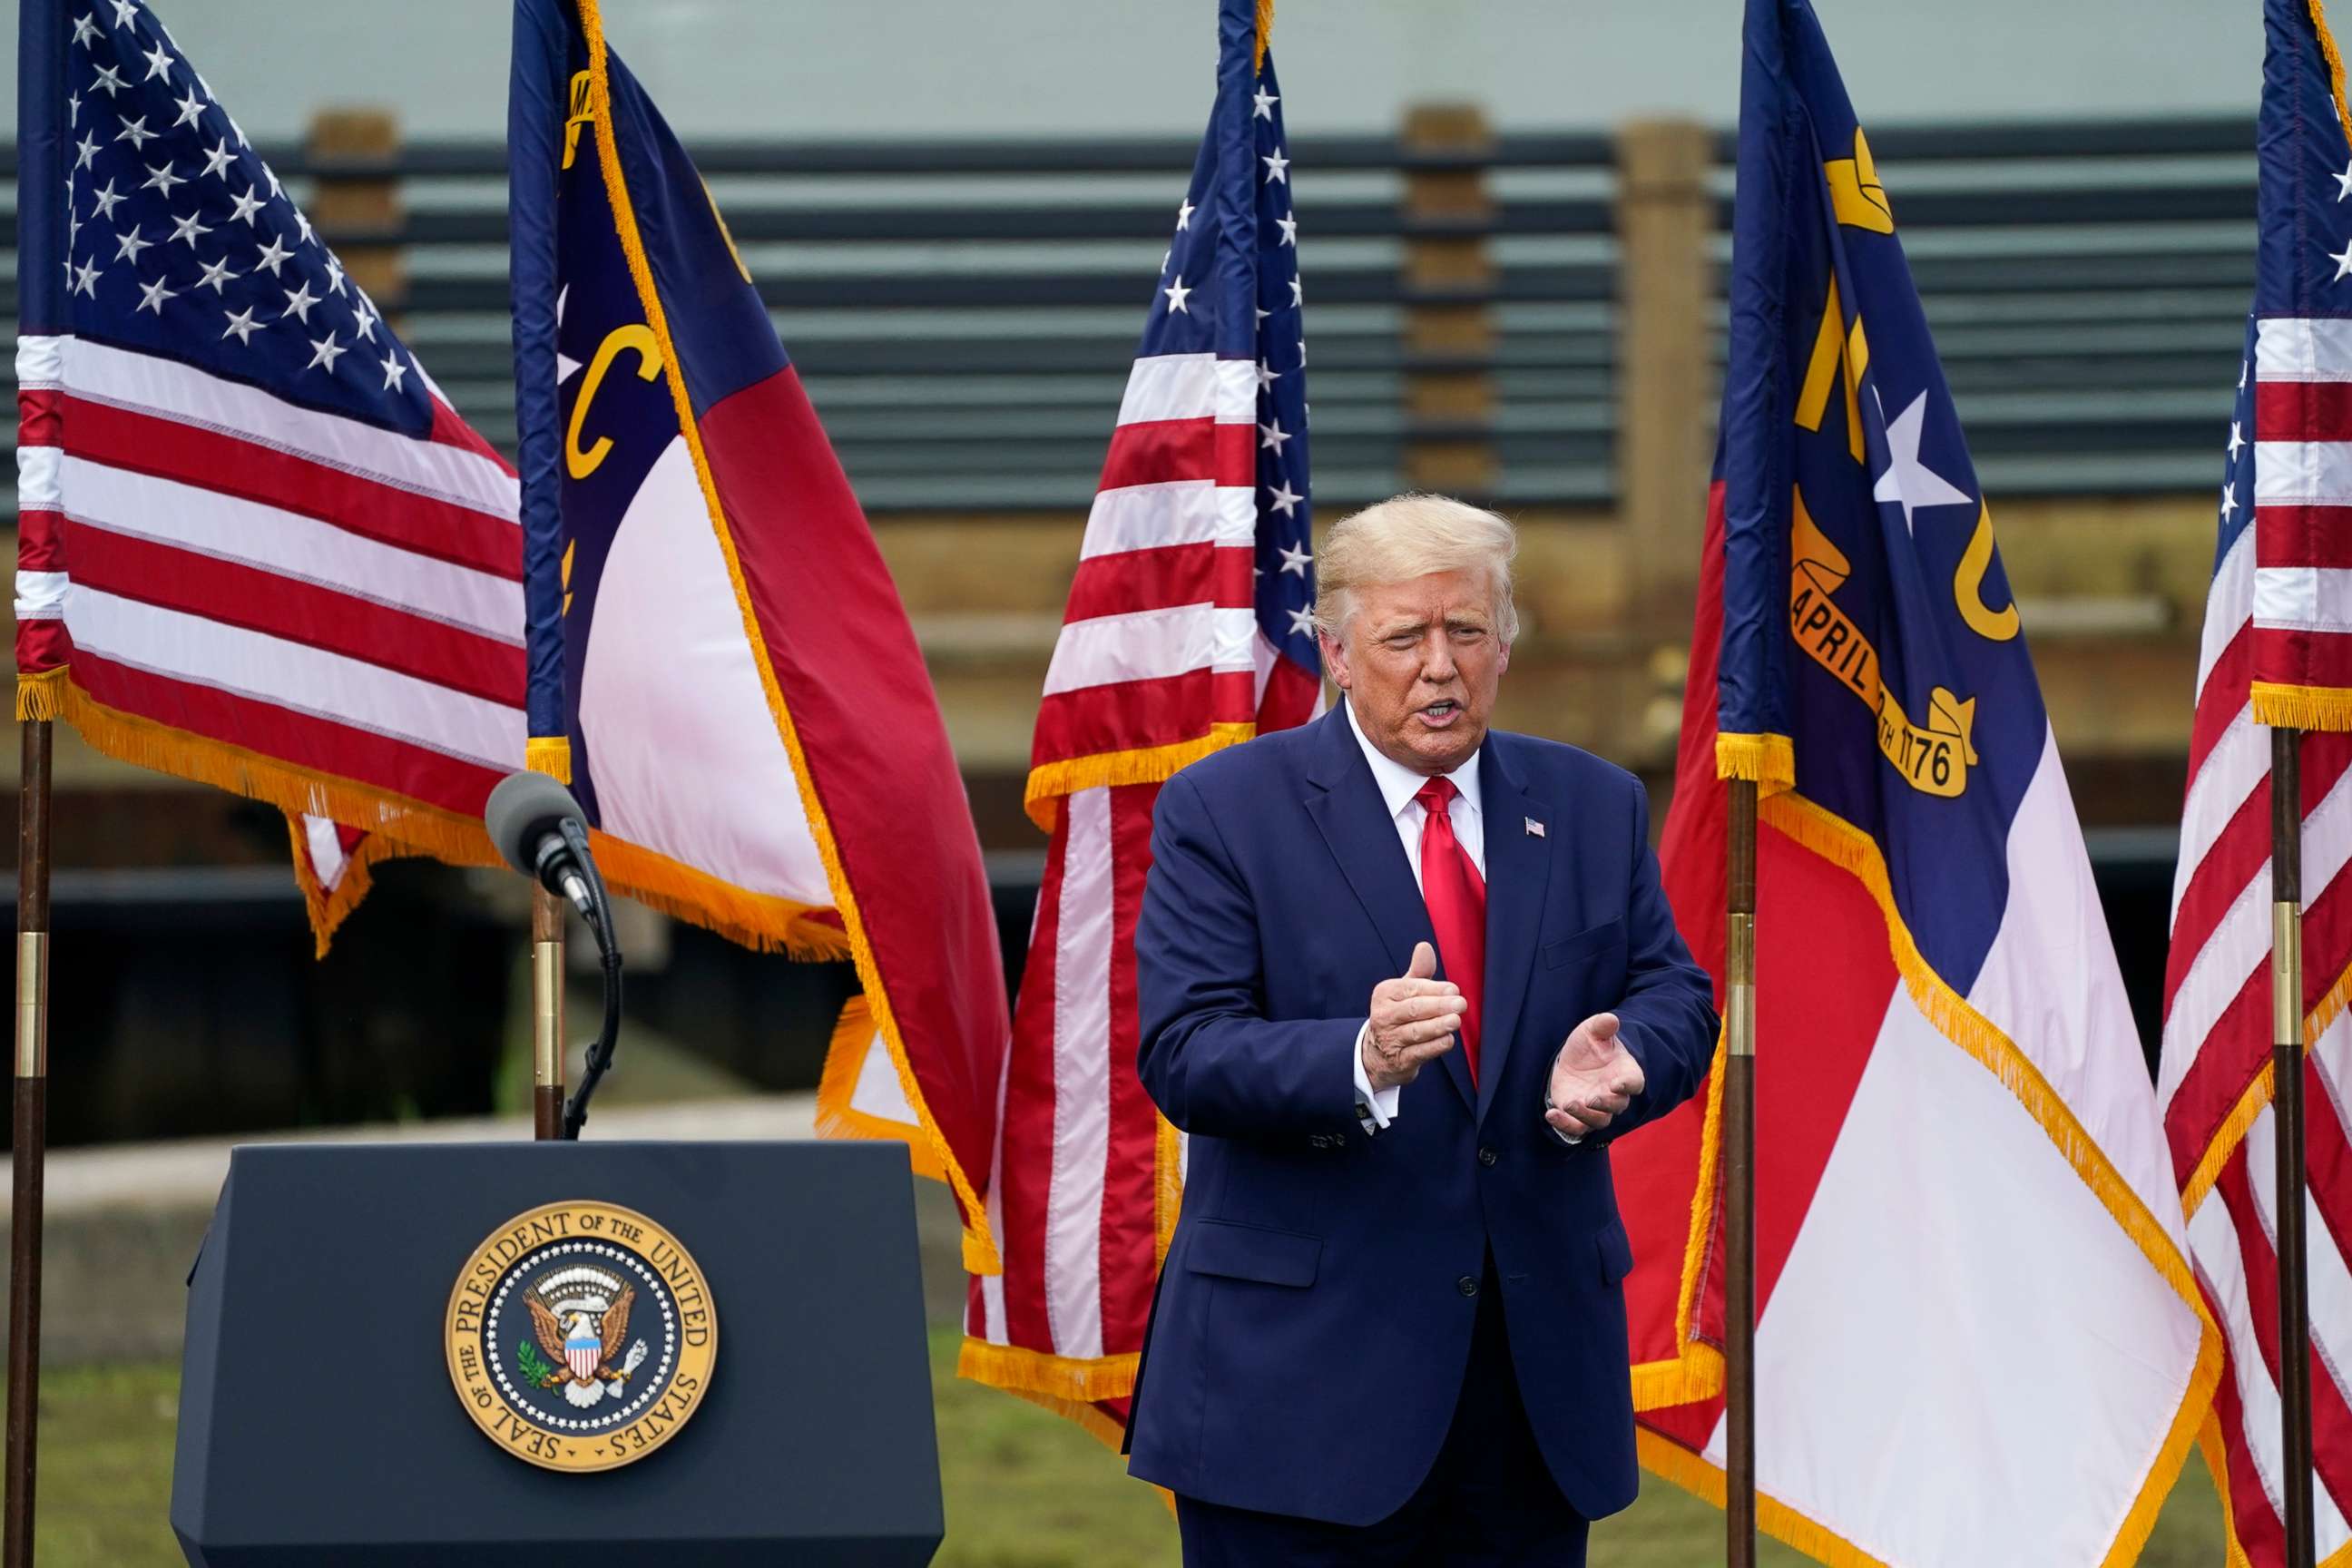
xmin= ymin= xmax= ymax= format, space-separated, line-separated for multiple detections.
xmin=1452 ymin=628 xmax=1486 ymax=642
xmin=1386 ymin=636 xmax=1416 ymax=650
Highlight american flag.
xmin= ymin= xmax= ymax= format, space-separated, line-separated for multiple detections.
xmin=958 ymin=0 xmax=1320 ymax=1438
xmin=2161 ymin=1 xmax=2352 ymax=1558
xmin=14 ymin=0 xmax=523 ymax=941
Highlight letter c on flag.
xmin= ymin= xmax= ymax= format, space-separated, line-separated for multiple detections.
xmin=567 ymin=324 xmax=662 ymax=481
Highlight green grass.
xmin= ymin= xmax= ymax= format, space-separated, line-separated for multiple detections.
xmin=11 ymin=1340 xmax=2228 ymax=1565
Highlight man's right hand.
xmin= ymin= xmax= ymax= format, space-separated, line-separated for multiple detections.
xmin=1362 ymin=941 xmax=1464 ymax=1093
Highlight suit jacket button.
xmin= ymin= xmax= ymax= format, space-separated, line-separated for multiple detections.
xmin=1456 ymin=1275 xmax=1479 ymax=1298
xmin=1477 ymin=1146 xmax=1498 ymax=1167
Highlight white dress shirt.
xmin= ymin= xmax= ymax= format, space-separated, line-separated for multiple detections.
xmin=1343 ymin=697 xmax=1484 ymax=1132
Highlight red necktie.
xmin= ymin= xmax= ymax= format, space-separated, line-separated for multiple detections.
xmin=1415 ymin=777 xmax=1485 ymax=1084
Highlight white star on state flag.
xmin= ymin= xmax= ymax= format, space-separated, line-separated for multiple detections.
xmin=1252 ymin=85 xmax=1278 ymax=120
xmin=1261 ymin=147 xmax=1289 ymax=184
xmin=1870 ymin=389 xmax=1972 ymax=533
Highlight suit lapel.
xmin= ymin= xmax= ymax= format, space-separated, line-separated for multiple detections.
xmin=1302 ymin=707 xmax=1474 ymax=1116
xmin=1475 ymin=737 xmax=1551 ymax=1128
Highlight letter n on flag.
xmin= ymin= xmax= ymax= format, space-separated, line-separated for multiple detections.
xmin=1608 ymin=1 xmax=2220 ymax=1561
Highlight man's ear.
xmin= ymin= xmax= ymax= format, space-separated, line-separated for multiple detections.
xmin=1319 ymin=629 xmax=1350 ymax=690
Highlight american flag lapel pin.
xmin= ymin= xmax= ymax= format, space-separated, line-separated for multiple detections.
xmin=1525 ymin=817 xmax=1545 ymax=838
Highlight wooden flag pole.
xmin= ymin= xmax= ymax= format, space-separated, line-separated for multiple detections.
xmin=532 ymin=885 xmax=565 ymax=1142
xmin=5 ymin=720 xmax=53 ymax=1568
xmin=1725 ymin=776 xmax=1759 ymax=1568
xmin=2271 ymin=724 xmax=2317 ymax=1568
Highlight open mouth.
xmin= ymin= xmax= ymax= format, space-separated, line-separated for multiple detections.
xmin=1416 ymin=700 xmax=1462 ymax=728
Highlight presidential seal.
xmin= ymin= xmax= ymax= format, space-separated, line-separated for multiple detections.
xmin=445 ymin=1200 xmax=717 ymax=1473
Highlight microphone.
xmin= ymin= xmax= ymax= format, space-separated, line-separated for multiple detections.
xmin=485 ymin=770 xmax=598 ymax=926
xmin=485 ymin=769 xmax=626 ymax=1141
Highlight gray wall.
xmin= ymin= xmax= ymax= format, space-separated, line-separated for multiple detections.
xmin=0 ymin=1 xmax=2268 ymax=142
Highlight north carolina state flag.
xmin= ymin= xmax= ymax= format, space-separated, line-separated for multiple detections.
xmin=508 ymin=0 xmax=1008 ymax=1269
xmin=1607 ymin=2 xmax=2219 ymax=1562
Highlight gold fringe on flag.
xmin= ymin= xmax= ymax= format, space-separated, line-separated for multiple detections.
xmin=813 ymin=995 xmax=947 ymax=1183
xmin=1713 ymin=730 xmax=1794 ymax=793
xmin=956 ymin=1338 xmax=1142 ymax=1405
xmin=285 ymin=814 xmax=414 ymax=959
xmin=15 ymin=668 xmax=65 ymax=722
xmin=2312 ymin=0 xmax=2352 ymax=154
xmin=1024 ymin=723 xmax=1258 ymax=829
xmin=524 ymin=735 xmax=573 ymax=782
xmin=2249 ymin=680 xmax=2352 ymax=733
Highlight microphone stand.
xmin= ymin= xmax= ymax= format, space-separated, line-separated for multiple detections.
xmin=556 ymin=818 xmax=624 ymax=1142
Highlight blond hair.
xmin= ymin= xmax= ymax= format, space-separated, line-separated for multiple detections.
xmin=1311 ymin=494 xmax=1519 ymax=644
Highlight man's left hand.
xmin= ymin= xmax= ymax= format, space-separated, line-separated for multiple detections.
xmin=1545 ymin=1013 xmax=1645 ymax=1139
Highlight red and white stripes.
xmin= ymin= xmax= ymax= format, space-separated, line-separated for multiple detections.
xmin=2254 ymin=318 xmax=2352 ymax=707
xmin=1032 ymin=352 xmax=1262 ymax=779
xmin=15 ymin=332 xmax=524 ymax=829
xmin=2166 ymin=313 xmax=2352 ymax=1563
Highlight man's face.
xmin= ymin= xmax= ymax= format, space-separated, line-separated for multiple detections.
xmin=1321 ymin=567 xmax=1510 ymax=777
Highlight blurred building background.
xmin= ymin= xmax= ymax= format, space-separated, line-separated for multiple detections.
xmin=0 ymin=0 xmax=2262 ymax=1145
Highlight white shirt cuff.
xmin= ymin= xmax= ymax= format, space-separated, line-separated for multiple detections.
xmin=1351 ymin=1021 xmax=1400 ymax=1132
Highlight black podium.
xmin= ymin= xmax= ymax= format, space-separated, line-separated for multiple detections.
xmin=171 ymin=1141 xmax=943 ymax=1565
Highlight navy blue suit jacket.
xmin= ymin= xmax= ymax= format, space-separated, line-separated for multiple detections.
xmin=1123 ymin=706 xmax=1717 ymax=1524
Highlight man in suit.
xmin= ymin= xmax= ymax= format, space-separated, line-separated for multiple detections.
xmin=1126 ymin=495 xmax=1719 ymax=1564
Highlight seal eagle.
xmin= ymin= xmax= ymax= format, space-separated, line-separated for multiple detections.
xmin=526 ymin=1284 xmax=636 ymax=1408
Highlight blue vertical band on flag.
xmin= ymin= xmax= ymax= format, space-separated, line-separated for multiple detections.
xmin=510 ymin=0 xmax=571 ymax=758
xmin=19 ymin=1 xmax=67 ymax=337
xmin=2258 ymin=0 xmax=2350 ymax=314
xmin=1716 ymin=0 xmax=1796 ymax=768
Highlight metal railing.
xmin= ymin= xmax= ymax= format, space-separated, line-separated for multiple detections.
xmin=0 ymin=113 xmax=2254 ymax=519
